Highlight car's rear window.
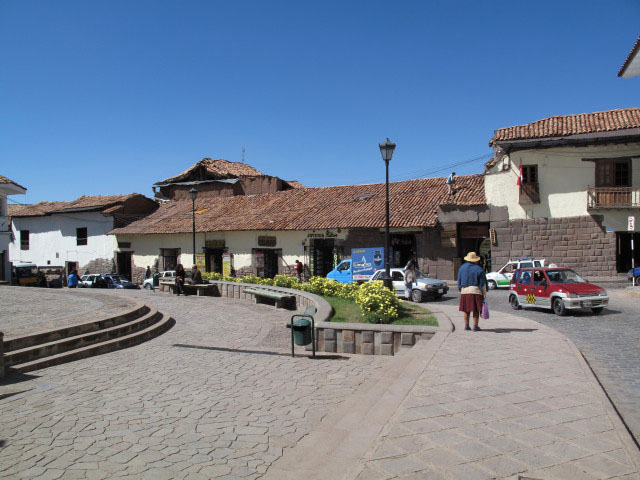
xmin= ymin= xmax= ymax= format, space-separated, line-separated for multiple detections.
xmin=520 ymin=262 xmax=533 ymax=269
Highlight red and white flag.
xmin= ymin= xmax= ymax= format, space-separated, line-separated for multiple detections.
xmin=516 ymin=161 xmax=522 ymax=186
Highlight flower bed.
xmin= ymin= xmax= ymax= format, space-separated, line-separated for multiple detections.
xmin=202 ymin=273 xmax=401 ymax=323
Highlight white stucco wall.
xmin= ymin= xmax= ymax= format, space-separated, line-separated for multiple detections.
xmin=485 ymin=143 xmax=640 ymax=231
xmin=116 ymin=229 xmax=349 ymax=273
xmin=9 ymin=212 xmax=116 ymax=267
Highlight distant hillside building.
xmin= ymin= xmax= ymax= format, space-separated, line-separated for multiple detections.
xmin=152 ymin=158 xmax=305 ymax=201
xmin=9 ymin=194 xmax=157 ymax=279
xmin=0 ymin=175 xmax=27 ymax=281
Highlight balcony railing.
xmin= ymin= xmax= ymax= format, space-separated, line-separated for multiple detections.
xmin=587 ymin=187 xmax=640 ymax=209
xmin=519 ymin=182 xmax=540 ymax=204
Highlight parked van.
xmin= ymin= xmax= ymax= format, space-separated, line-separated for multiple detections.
xmin=327 ymin=259 xmax=354 ymax=283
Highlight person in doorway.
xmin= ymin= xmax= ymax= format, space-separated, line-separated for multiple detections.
xmin=404 ymin=259 xmax=417 ymax=300
xmin=145 ymin=266 xmax=152 ymax=280
xmin=68 ymin=269 xmax=79 ymax=288
xmin=294 ymin=259 xmax=303 ymax=282
xmin=175 ymin=264 xmax=185 ymax=295
xmin=191 ymin=265 xmax=202 ymax=284
xmin=457 ymin=252 xmax=487 ymax=331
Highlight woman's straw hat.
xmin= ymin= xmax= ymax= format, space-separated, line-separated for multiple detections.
xmin=464 ymin=252 xmax=481 ymax=262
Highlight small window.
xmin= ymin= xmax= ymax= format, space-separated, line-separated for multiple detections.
xmin=338 ymin=262 xmax=350 ymax=271
xmin=20 ymin=230 xmax=29 ymax=250
xmin=521 ymin=165 xmax=538 ymax=184
xmin=521 ymin=271 xmax=532 ymax=285
xmin=534 ymin=261 xmax=542 ymax=267
xmin=520 ymin=262 xmax=533 ymax=269
xmin=502 ymin=263 xmax=515 ymax=274
xmin=392 ymin=271 xmax=404 ymax=281
xmin=533 ymin=270 xmax=544 ymax=285
xmin=77 ymin=227 xmax=88 ymax=246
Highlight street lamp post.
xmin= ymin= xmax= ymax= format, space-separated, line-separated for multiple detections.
xmin=189 ymin=188 xmax=198 ymax=265
xmin=379 ymin=138 xmax=396 ymax=291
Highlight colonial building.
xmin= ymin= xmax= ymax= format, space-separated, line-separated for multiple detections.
xmin=152 ymin=158 xmax=304 ymax=201
xmin=111 ymin=174 xmax=490 ymax=281
xmin=618 ymin=36 xmax=640 ymax=79
xmin=9 ymin=194 xmax=157 ymax=279
xmin=485 ymin=108 xmax=640 ymax=276
xmin=0 ymin=175 xmax=27 ymax=281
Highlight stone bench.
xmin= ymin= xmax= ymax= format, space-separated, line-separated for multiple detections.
xmin=183 ymin=284 xmax=218 ymax=296
xmin=243 ymin=288 xmax=296 ymax=309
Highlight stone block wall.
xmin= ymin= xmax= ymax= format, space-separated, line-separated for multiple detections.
xmin=490 ymin=215 xmax=617 ymax=276
xmin=314 ymin=324 xmax=435 ymax=356
xmin=80 ymin=258 xmax=114 ymax=276
xmin=416 ymin=228 xmax=457 ymax=280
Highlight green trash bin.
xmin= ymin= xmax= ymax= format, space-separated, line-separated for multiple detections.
xmin=292 ymin=318 xmax=312 ymax=346
xmin=152 ymin=273 xmax=160 ymax=288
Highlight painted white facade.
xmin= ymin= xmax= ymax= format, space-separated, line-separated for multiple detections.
xmin=9 ymin=211 xmax=117 ymax=269
xmin=1 ymin=181 xmax=26 ymax=281
xmin=115 ymin=229 xmax=349 ymax=273
xmin=485 ymin=143 xmax=640 ymax=231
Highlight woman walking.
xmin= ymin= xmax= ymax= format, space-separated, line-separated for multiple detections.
xmin=457 ymin=252 xmax=487 ymax=331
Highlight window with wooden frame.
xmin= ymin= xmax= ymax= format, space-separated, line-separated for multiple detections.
xmin=20 ymin=230 xmax=29 ymax=250
xmin=519 ymin=165 xmax=539 ymax=204
xmin=76 ymin=227 xmax=88 ymax=246
xmin=593 ymin=158 xmax=632 ymax=207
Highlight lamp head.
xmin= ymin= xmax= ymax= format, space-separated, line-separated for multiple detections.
xmin=379 ymin=138 xmax=396 ymax=162
xmin=189 ymin=188 xmax=198 ymax=200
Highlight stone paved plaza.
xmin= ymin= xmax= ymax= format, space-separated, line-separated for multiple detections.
xmin=0 ymin=289 xmax=385 ymax=479
xmin=1 ymin=287 xmax=639 ymax=479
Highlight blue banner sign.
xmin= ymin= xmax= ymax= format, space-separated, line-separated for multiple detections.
xmin=351 ymin=247 xmax=384 ymax=280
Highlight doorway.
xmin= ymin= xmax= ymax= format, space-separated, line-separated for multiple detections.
xmin=254 ymin=249 xmax=280 ymax=278
xmin=390 ymin=234 xmax=416 ymax=268
xmin=205 ymin=248 xmax=224 ymax=273
xmin=616 ymin=232 xmax=640 ymax=273
xmin=307 ymin=239 xmax=341 ymax=277
xmin=116 ymin=252 xmax=132 ymax=280
xmin=457 ymin=223 xmax=490 ymax=274
xmin=65 ymin=261 xmax=78 ymax=277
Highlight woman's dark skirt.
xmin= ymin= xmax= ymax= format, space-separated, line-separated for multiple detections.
xmin=459 ymin=293 xmax=484 ymax=313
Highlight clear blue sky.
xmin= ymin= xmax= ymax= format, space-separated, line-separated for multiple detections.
xmin=1 ymin=0 xmax=638 ymax=203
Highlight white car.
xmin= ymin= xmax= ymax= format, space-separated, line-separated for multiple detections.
xmin=370 ymin=268 xmax=449 ymax=302
xmin=79 ymin=274 xmax=101 ymax=288
xmin=143 ymin=271 xmax=176 ymax=289
xmin=486 ymin=258 xmax=545 ymax=290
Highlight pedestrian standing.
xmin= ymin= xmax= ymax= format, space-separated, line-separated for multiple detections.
xmin=294 ymin=259 xmax=303 ymax=282
xmin=457 ymin=252 xmax=487 ymax=331
xmin=192 ymin=265 xmax=202 ymax=284
xmin=175 ymin=264 xmax=185 ymax=295
xmin=68 ymin=269 xmax=79 ymax=288
xmin=404 ymin=259 xmax=417 ymax=300
xmin=145 ymin=266 xmax=152 ymax=280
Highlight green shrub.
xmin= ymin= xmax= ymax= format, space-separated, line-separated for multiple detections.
xmin=272 ymin=274 xmax=300 ymax=288
xmin=339 ymin=282 xmax=361 ymax=300
xmin=363 ymin=311 xmax=390 ymax=324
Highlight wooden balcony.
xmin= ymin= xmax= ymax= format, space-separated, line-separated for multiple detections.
xmin=519 ymin=182 xmax=540 ymax=204
xmin=587 ymin=187 xmax=640 ymax=209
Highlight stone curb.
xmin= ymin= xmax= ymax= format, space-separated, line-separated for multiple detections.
xmin=263 ymin=331 xmax=449 ymax=480
xmin=414 ymin=301 xmax=455 ymax=332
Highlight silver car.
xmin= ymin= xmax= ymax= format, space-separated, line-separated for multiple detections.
xmin=370 ymin=268 xmax=449 ymax=302
xmin=143 ymin=270 xmax=176 ymax=290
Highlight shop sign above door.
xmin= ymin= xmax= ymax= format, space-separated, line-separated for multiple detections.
xmin=205 ymin=240 xmax=225 ymax=248
xmin=459 ymin=224 xmax=490 ymax=239
xmin=258 ymin=236 xmax=277 ymax=247
xmin=307 ymin=230 xmax=338 ymax=239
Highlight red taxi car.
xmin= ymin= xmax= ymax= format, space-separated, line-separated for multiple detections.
xmin=509 ymin=267 xmax=609 ymax=316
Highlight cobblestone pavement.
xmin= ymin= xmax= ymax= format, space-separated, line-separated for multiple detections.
xmin=437 ymin=287 xmax=640 ymax=445
xmin=357 ymin=303 xmax=640 ymax=480
xmin=0 ymin=287 xmax=136 ymax=340
xmin=0 ymin=289 xmax=385 ymax=479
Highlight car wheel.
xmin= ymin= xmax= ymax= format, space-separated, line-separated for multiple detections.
xmin=553 ymin=298 xmax=567 ymax=316
xmin=487 ymin=280 xmax=497 ymax=290
xmin=635 ymin=275 xmax=640 ymax=286
xmin=591 ymin=307 xmax=603 ymax=314
xmin=411 ymin=289 xmax=423 ymax=303
xmin=509 ymin=294 xmax=521 ymax=310
xmin=144 ymin=283 xmax=152 ymax=290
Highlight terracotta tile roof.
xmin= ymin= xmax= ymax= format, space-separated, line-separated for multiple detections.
xmin=0 ymin=175 xmax=26 ymax=190
xmin=490 ymin=108 xmax=640 ymax=145
xmin=284 ymin=180 xmax=307 ymax=189
xmin=156 ymin=158 xmax=265 ymax=185
xmin=618 ymin=36 xmax=640 ymax=77
xmin=8 ymin=194 xmax=142 ymax=217
xmin=111 ymin=174 xmax=485 ymax=235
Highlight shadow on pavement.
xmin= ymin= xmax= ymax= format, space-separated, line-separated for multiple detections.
xmin=0 ymin=372 xmax=39 ymax=386
xmin=481 ymin=328 xmax=538 ymax=333
xmin=172 ymin=344 xmax=350 ymax=360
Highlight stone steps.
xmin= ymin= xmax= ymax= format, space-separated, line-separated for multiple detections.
xmin=3 ymin=304 xmax=175 ymax=375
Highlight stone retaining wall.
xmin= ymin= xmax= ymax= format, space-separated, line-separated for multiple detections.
xmin=311 ymin=323 xmax=436 ymax=356
xmin=490 ymin=215 xmax=617 ymax=276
